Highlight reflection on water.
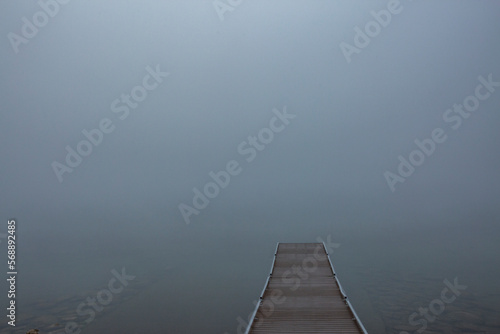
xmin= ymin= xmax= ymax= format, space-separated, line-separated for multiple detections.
xmin=9 ymin=260 xmax=500 ymax=334
xmin=353 ymin=268 xmax=500 ymax=333
xmin=5 ymin=210 xmax=500 ymax=334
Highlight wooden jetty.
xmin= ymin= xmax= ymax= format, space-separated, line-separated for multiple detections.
xmin=246 ymin=243 xmax=368 ymax=333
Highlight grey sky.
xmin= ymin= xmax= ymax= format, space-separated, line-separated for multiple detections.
xmin=2 ymin=0 xmax=499 ymax=223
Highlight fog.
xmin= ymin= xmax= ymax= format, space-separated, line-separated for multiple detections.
xmin=1 ymin=1 xmax=499 ymax=333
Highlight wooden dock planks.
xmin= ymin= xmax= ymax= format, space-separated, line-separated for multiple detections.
xmin=246 ymin=243 xmax=367 ymax=333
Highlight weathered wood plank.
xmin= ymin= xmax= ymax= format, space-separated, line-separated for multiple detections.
xmin=246 ymin=243 xmax=367 ymax=333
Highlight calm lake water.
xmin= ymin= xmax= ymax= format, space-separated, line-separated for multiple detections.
xmin=2 ymin=201 xmax=499 ymax=334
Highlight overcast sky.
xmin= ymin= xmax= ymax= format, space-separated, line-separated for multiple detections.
xmin=1 ymin=0 xmax=499 ymax=239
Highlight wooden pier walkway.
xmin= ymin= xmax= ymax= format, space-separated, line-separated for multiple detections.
xmin=246 ymin=243 xmax=368 ymax=333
